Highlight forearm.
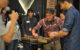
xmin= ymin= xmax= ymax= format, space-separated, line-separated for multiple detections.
xmin=57 ymin=31 xmax=68 ymax=38
xmin=49 ymin=31 xmax=68 ymax=39
xmin=32 ymin=29 xmax=36 ymax=35
xmin=2 ymin=20 xmax=16 ymax=43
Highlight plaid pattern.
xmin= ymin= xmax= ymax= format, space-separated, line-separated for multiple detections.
xmin=34 ymin=16 xmax=62 ymax=37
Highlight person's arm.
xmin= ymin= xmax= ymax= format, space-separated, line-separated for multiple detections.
xmin=49 ymin=12 xmax=75 ymax=38
xmin=31 ymin=18 xmax=37 ymax=35
xmin=32 ymin=29 xmax=37 ymax=35
xmin=1 ymin=11 xmax=19 ymax=43
xmin=53 ymin=31 xmax=68 ymax=38
xmin=48 ymin=31 xmax=68 ymax=39
xmin=32 ymin=19 xmax=43 ymax=35
xmin=58 ymin=11 xmax=75 ymax=37
xmin=48 ymin=17 xmax=63 ymax=38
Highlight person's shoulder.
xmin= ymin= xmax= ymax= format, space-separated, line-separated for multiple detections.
xmin=66 ymin=6 xmax=80 ymax=17
xmin=67 ymin=6 xmax=79 ymax=14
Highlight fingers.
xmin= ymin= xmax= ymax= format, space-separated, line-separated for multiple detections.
xmin=33 ymin=33 xmax=39 ymax=39
xmin=48 ymin=32 xmax=58 ymax=39
xmin=9 ymin=10 xmax=19 ymax=22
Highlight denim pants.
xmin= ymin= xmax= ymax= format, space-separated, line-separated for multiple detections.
xmin=23 ymin=42 xmax=38 ymax=50
xmin=5 ymin=40 xmax=22 ymax=50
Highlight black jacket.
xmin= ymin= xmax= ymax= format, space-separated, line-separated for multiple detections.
xmin=21 ymin=16 xmax=37 ymax=36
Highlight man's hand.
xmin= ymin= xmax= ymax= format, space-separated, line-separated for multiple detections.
xmin=48 ymin=32 xmax=58 ymax=39
xmin=32 ymin=33 xmax=39 ymax=39
xmin=58 ymin=31 xmax=68 ymax=37
xmin=9 ymin=11 xmax=19 ymax=22
xmin=32 ymin=29 xmax=39 ymax=39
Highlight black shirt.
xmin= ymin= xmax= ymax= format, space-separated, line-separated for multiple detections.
xmin=22 ymin=16 xmax=37 ymax=36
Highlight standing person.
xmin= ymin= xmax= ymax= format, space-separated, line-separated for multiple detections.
xmin=32 ymin=9 xmax=62 ymax=50
xmin=5 ymin=13 xmax=21 ymax=50
xmin=22 ymin=9 xmax=37 ymax=50
xmin=1 ymin=8 xmax=7 ymax=25
xmin=0 ymin=11 xmax=19 ymax=50
xmin=0 ymin=0 xmax=19 ymax=50
xmin=49 ymin=0 xmax=80 ymax=50
xmin=60 ymin=13 xmax=65 ymax=50
xmin=22 ymin=9 xmax=37 ymax=36
xmin=1 ymin=6 xmax=11 ymax=26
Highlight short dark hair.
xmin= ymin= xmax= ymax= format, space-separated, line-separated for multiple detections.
xmin=59 ymin=0 xmax=73 ymax=3
xmin=45 ymin=8 xmax=55 ymax=14
xmin=27 ymin=9 xmax=34 ymax=13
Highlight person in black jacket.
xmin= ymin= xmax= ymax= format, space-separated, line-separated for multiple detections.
xmin=22 ymin=9 xmax=37 ymax=50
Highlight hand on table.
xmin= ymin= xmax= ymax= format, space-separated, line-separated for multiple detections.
xmin=32 ymin=33 xmax=39 ymax=39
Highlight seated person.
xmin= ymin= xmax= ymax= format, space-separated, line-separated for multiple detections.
xmin=32 ymin=9 xmax=62 ymax=50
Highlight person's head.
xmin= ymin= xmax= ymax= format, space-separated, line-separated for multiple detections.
xmin=1 ymin=6 xmax=10 ymax=14
xmin=45 ymin=9 xmax=55 ymax=21
xmin=27 ymin=9 xmax=34 ymax=18
xmin=1 ymin=8 xmax=7 ymax=14
xmin=60 ymin=13 xmax=65 ymax=21
xmin=0 ymin=0 xmax=9 ymax=8
xmin=59 ymin=0 xmax=73 ymax=10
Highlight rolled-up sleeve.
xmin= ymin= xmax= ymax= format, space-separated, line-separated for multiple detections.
xmin=62 ymin=11 xmax=74 ymax=32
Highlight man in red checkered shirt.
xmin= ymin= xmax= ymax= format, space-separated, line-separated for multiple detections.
xmin=32 ymin=9 xmax=62 ymax=50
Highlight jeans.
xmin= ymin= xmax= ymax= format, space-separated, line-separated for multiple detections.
xmin=5 ymin=40 xmax=23 ymax=50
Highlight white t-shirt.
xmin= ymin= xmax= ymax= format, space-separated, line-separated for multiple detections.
xmin=6 ymin=21 xmax=21 ymax=40
xmin=0 ymin=15 xmax=21 ymax=50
